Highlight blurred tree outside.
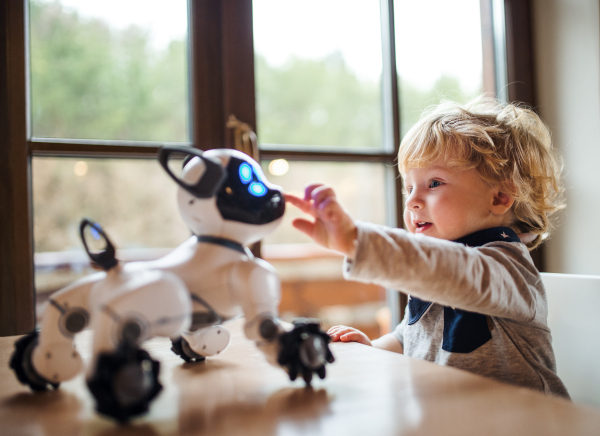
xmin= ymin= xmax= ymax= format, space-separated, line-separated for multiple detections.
xmin=33 ymin=158 xmax=189 ymax=253
xmin=255 ymin=52 xmax=382 ymax=148
xmin=30 ymin=0 xmax=189 ymax=141
xmin=30 ymin=0 xmax=190 ymax=257
xmin=255 ymin=52 xmax=479 ymax=148
xmin=399 ymin=74 xmax=480 ymax=137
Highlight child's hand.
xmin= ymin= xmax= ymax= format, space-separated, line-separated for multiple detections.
xmin=327 ymin=325 xmax=372 ymax=346
xmin=285 ymin=184 xmax=358 ymax=256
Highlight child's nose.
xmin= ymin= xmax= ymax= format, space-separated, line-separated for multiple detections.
xmin=405 ymin=190 xmax=424 ymax=210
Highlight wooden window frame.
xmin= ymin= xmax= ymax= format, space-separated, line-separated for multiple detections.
xmin=0 ymin=0 xmax=535 ymax=335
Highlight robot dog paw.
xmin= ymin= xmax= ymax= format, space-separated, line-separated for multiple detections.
xmin=87 ymin=342 xmax=162 ymax=423
xmin=170 ymin=336 xmax=205 ymax=363
xmin=10 ymin=331 xmax=60 ymax=392
xmin=277 ymin=319 xmax=335 ymax=385
xmin=172 ymin=326 xmax=231 ymax=362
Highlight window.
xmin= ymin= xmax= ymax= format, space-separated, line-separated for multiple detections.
xmin=29 ymin=0 xmax=191 ymax=302
xmin=253 ymin=0 xmax=396 ymax=336
xmin=29 ymin=0 xmax=191 ymax=303
xmin=394 ymin=0 xmax=486 ymax=135
xmin=29 ymin=0 xmax=190 ymax=142
xmin=0 ymin=0 xmax=535 ymax=335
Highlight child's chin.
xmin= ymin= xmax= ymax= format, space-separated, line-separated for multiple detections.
xmin=418 ymin=229 xmax=448 ymax=240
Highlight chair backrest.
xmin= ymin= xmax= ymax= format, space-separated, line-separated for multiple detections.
xmin=541 ymin=272 xmax=600 ymax=407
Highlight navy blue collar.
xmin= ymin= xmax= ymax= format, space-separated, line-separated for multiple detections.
xmin=453 ymin=227 xmax=520 ymax=248
xmin=196 ymin=235 xmax=248 ymax=254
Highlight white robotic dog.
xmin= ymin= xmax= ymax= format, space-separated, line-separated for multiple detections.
xmin=10 ymin=146 xmax=334 ymax=422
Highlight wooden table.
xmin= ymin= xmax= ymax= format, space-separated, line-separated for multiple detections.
xmin=1 ymin=318 xmax=599 ymax=436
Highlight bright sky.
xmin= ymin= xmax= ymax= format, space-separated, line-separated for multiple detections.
xmin=44 ymin=0 xmax=482 ymax=91
xmin=253 ymin=0 xmax=482 ymax=90
xmin=253 ymin=0 xmax=384 ymax=82
xmin=47 ymin=0 xmax=188 ymax=48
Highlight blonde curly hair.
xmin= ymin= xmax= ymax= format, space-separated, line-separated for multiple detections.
xmin=398 ymin=97 xmax=565 ymax=250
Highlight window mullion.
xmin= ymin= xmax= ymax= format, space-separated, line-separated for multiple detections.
xmin=189 ymin=0 xmax=256 ymax=153
xmin=189 ymin=1 xmax=225 ymax=151
xmin=381 ymin=0 xmax=405 ymax=329
xmin=380 ymin=0 xmax=401 ymax=157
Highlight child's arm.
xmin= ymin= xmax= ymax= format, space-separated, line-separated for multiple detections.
xmin=334 ymin=220 xmax=540 ymax=322
xmin=372 ymin=333 xmax=404 ymax=354
xmin=328 ymin=325 xmax=403 ymax=354
xmin=285 ymin=184 xmax=357 ymax=256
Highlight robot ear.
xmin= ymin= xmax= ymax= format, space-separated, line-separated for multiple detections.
xmin=158 ymin=146 xmax=227 ymax=198
xmin=79 ymin=218 xmax=118 ymax=270
xmin=182 ymin=154 xmax=194 ymax=168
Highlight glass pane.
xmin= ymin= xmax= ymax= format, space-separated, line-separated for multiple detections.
xmin=253 ymin=0 xmax=384 ymax=150
xmin=33 ymin=157 xmax=190 ymax=299
xmin=261 ymin=160 xmax=390 ymax=338
xmin=395 ymin=0 xmax=484 ymax=136
xmin=29 ymin=0 xmax=189 ymax=142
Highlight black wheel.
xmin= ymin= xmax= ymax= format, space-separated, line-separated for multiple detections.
xmin=170 ymin=337 xmax=205 ymax=363
xmin=9 ymin=331 xmax=59 ymax=392
xmin=277 ymin=319 xmax=335 ymax=386
xmin=87 ymin=342 xmax=162 ymax=422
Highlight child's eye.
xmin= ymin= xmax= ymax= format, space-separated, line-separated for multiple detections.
xmin=429 ymin=180 xmax=442 ymax=188
xmin=403 ymin=187 xmax=413 ymax=195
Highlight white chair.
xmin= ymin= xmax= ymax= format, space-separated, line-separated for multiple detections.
xmin=541 ymin=272 xmax=600 ymax=407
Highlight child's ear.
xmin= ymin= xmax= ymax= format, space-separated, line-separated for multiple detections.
xmin=490 ymin=190 xmax=515 ymax=215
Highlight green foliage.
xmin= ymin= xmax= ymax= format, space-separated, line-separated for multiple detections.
xmin=255 ymin=52 xmax=480 ymax=148
xmin=399 ymin=75 xmax=481 ymax=137
xmin=30 ymin=1 xmax=191 ymax=256
xmin=255 ymin=52 xmax=382 ymax=148
xmin=30 ymin=0 xmax=189 ymax=141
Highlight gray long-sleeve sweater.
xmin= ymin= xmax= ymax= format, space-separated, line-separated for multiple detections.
xmin=343 ymin=221 xmax=569 ymax=398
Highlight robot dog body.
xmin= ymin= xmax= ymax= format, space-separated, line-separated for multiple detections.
xmin=11 ymin=147 xmax=333 ymax=422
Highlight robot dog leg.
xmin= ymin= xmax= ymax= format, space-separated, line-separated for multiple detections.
xmin=11 ymin=219 xmax=193 ymax=422
xmin=85 ymin=267 xmax=191 ymax=423
xmin=234 ymin=257 xmax=334 ymax=385
xmin=76 ymin=220 xmax=192 ymax=422
xmin=10 ymin=274 xmax=100 ymax=391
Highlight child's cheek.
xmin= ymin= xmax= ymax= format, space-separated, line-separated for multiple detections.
xmin=403 ymin=209 xmax=416 ymax=233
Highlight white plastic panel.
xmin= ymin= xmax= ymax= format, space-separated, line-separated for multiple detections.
xmin=542 ymin=272 xmax=600 ymax=406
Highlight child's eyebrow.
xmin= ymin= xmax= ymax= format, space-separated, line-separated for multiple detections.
xmin=403 ymin=165 xmax=453 ymax=185
xmin=423 ymin=165 xmax=453 ymax=178
xmin=426 ymin=165 xmax=451 ymax=172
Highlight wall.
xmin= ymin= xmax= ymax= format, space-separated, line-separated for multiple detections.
xmin=533 ymin=0 xmax=600 ymax=275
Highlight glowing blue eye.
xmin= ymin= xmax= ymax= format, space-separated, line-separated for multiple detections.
xmin=239 ymin=163 xmax=252 ymax=184
xmin=91 ymin=225 xmax=101 ymax=240
xmin=249 ymin=182 xmax=267 ymax=197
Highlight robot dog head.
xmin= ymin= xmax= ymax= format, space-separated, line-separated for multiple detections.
xmin=159 ymin=146 xmax=285 ymax=245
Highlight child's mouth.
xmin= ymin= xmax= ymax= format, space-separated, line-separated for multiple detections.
xmin=415 ymin=222 xmax=432 ymax=233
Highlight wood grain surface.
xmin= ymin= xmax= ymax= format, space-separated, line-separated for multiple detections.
xmin=1 ymin=318 xmax=599 ymax=436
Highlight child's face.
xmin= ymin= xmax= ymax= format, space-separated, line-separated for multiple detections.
xmin=403 ymin=160 xmax=507 ymax=241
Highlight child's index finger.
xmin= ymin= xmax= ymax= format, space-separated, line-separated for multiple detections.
xmin=284 ymin=193 xmax=313 ymax=214
xmin=284 ymin=193 xmax=305 ymax=206
xmin=303 ymin=183 xmax=325 ymax=201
